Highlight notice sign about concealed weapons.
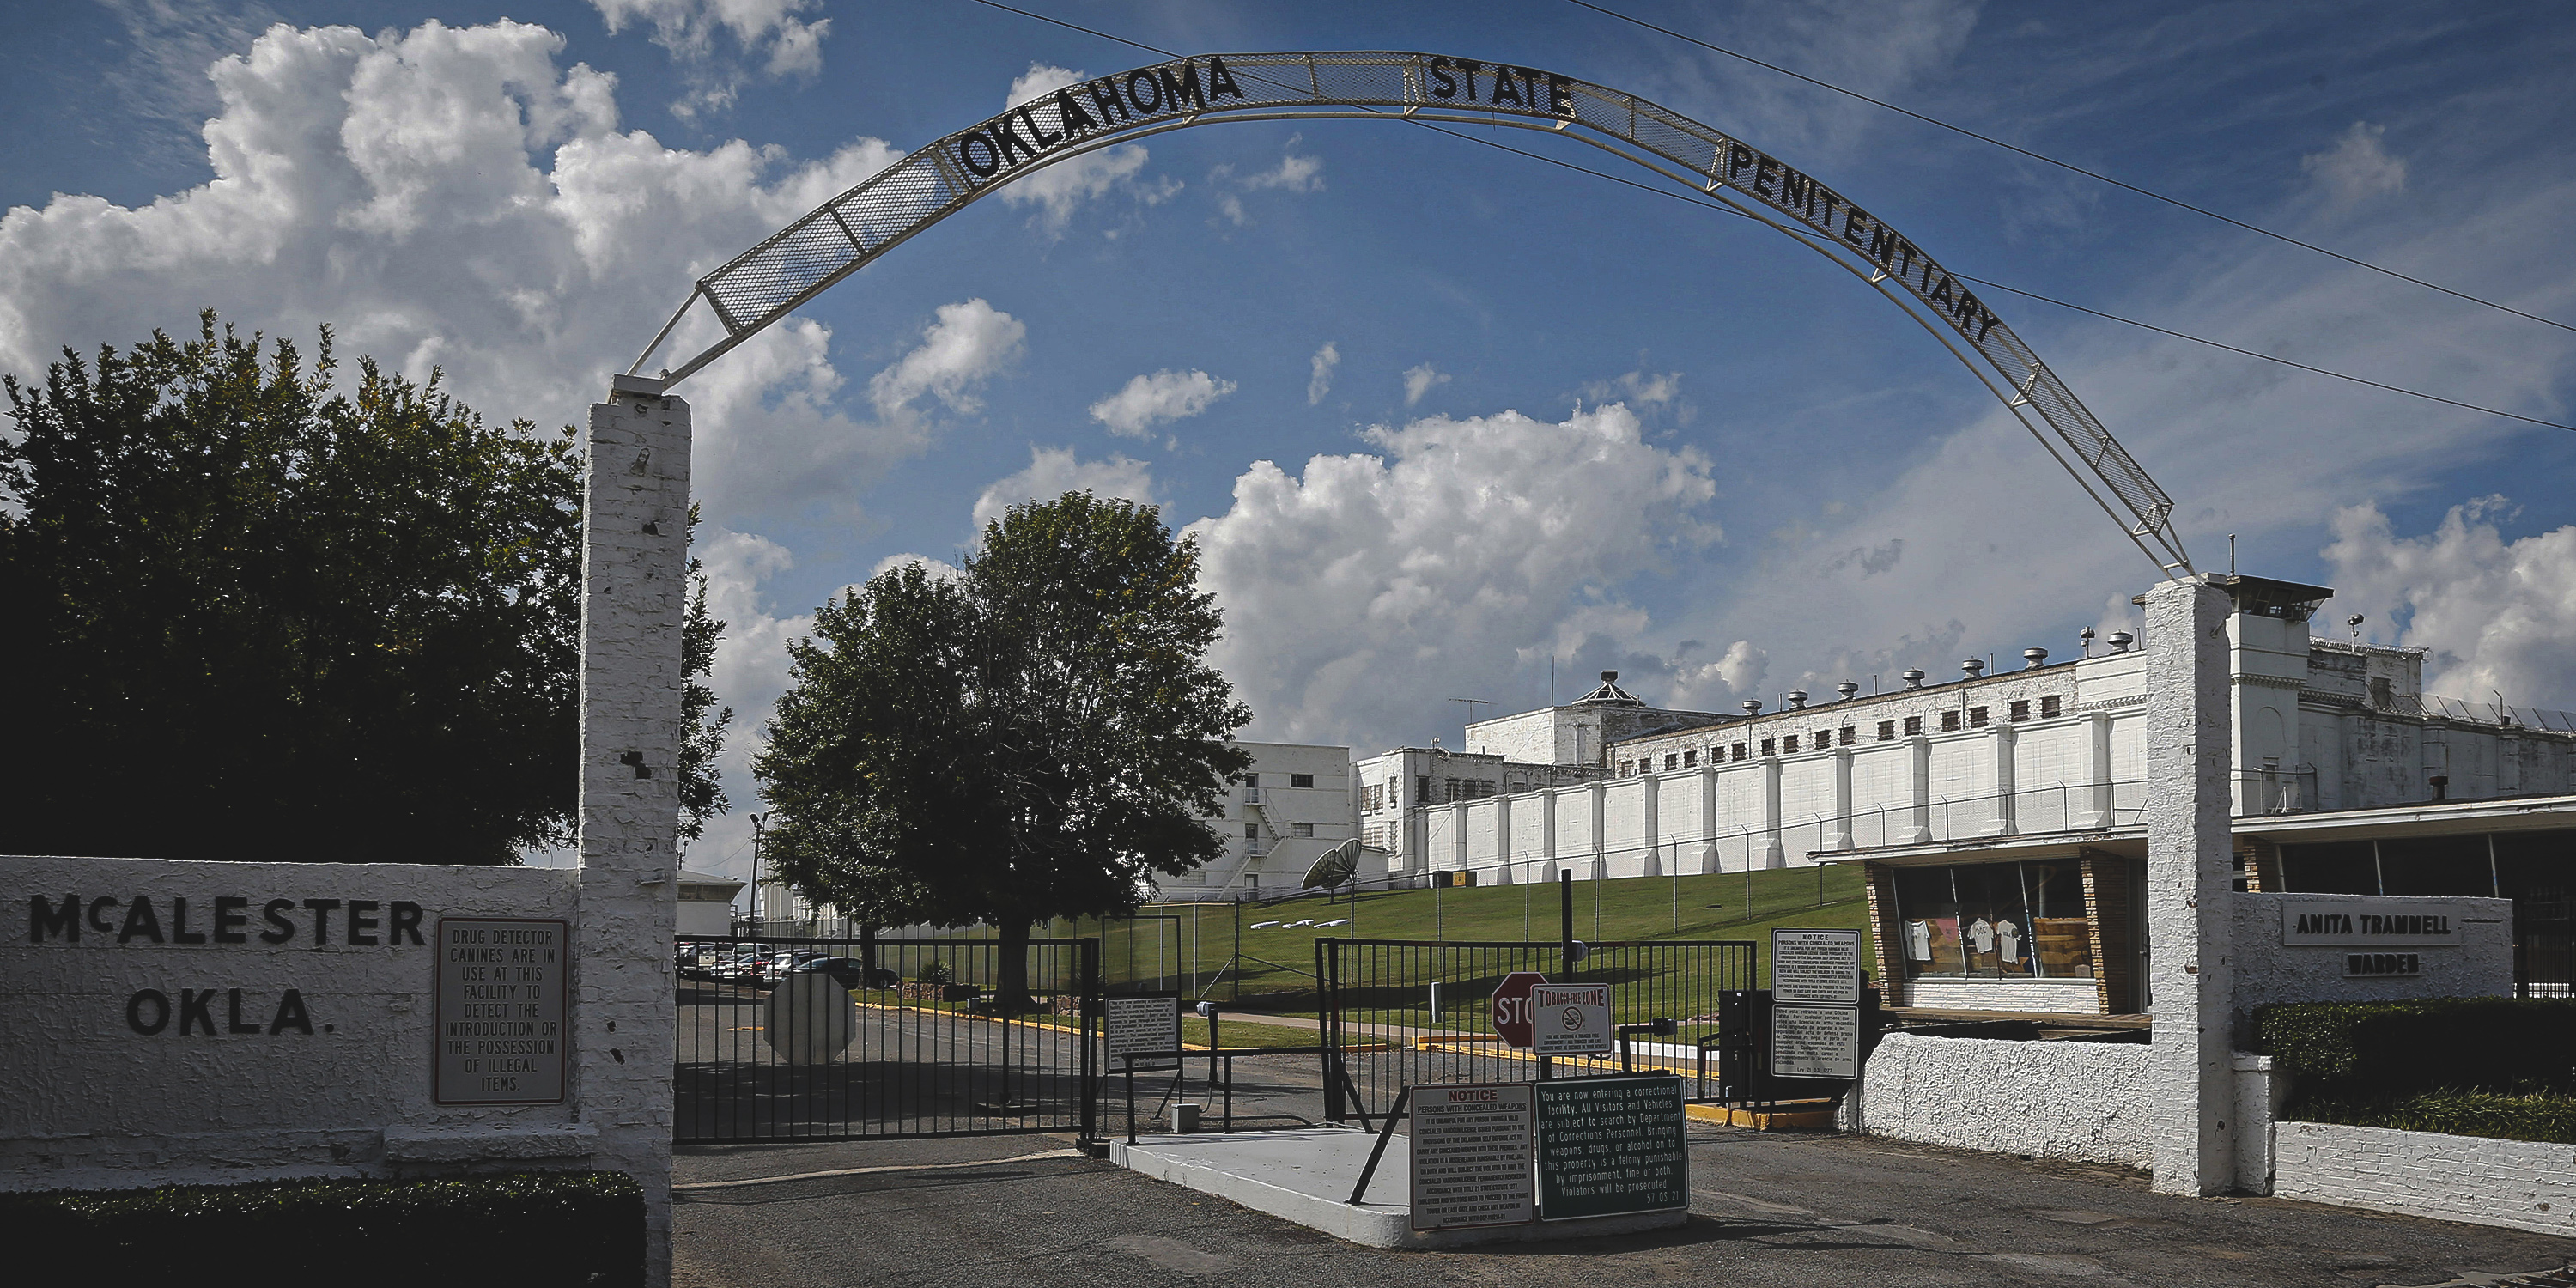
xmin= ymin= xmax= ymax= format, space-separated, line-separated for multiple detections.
xmin=1407 ymin=1081 xmax=1535 ymax=1230
xmin=433 ymin=918 xmax=567 ymax=1105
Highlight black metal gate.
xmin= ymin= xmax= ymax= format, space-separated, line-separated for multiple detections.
xmin=675 ymin=934 xmax=1100 ymax=1143
xmin=1314 ymin=935 xmax=1757 ymax=1123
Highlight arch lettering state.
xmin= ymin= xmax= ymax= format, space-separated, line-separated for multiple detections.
xmin=634 ymin=52 xmax=2189 ymax=574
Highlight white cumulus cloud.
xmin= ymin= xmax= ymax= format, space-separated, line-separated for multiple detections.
xmin=2323 ymin=496 xmax=2576 ymax=712
xmin=1089 ymin=368 xmax=1236 ymax=440
xmin=866 ymin=299 xmax=1027 ymax=422
xmin=590 ymin=0 xmax=829 ymax=116
xmin=1402 ymin=363 xmax=1450 ymax=406
xmin=0 ymin=17 xmax=947 ymax=527
xmin=972 ymin=445 xmax=1158 ymax=529
xmin=994 ymin=63 xmax=1176 ymax=234
xmin=1308 ymin=342 xmax=1340 ymax=405
xmin=1184 ymin=404 xmax=1719 ymax=746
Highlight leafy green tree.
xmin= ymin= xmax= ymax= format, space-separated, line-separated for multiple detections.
xmin=0 ymin=313 xmax=726 ymax=864
xmin=679 ymin=505 xmax=732 ymax=845
xmin=756 ymin=494 xmax=1251 ymax=1007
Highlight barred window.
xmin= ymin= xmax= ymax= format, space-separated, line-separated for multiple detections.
xmin=1941 ymin=711 xmax=1961 ymax=732
xmin=1619 ymin=760 xmax=1634 ymax=776
xmin=1761 ymin=738 xmax=1777 ymax=756
xmin=2041 ymin=695 xmax=2063 ymax=719
xmin=2008 ymin=700 xmax=2030 ymax=723
xmin=1970 ymin=707 xmax=1990 ymax=728
xmin=1877 ymin=720 xmax=1896 ymax=741
xmin=1783 ymin=735 xmax=1800 ymax=754
xmin=1905 ymin=715 xmax=1923 ymax=736
xmin=1839 ymin=726 xmax=1856 ymax=746
xmin=1663 ymin=754 xmax=1679 ymax=771
xmin=1290 ymin=773 xmax=1315 ymax=788
xmin=1731 ymin=744 xmax=1747 ymax=762
xmin=1683 ymin=750 xmax=1698 ymax=768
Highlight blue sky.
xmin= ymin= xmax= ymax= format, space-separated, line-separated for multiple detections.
xmin=7 ymin=1 xmax=2574 ymax=883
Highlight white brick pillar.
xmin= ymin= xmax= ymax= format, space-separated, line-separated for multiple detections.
xmin=1494 ymin=794 xmax=1513 ymax=878
xmin=1588 ymin=782 xmax=1607 ymax=879
xmin=1696 ymin=768 xmax=1721 ymax=873
xmin=1757 ymin=758 xmax=1786 ymax=868
xmin=1903 ymin=736 xmax=1934 ymax=844
xmin=1539 ymin=789 xmax=1558 ymax=869
xmin=1988 ymin=725 xmax=2018 ymax=836
xmin=2143 ymin=576 xmax=2234 ymax=1196
xmin=1826 ymin=750 xmax=1855 ymax=851
xmin=2078 ymin=713 xmax=2116 ymax=828
xmin=1637 ymin=774 xmax=1659 ymax=880
xmin=576 ymin=375 xmax=688 ymax=1284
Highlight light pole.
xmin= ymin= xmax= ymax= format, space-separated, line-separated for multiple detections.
xmin=747 ymin=813 xmax=764 ymax=934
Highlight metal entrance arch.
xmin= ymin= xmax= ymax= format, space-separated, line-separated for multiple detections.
xmin=632 ymin=51 xmax=2192 ymax=575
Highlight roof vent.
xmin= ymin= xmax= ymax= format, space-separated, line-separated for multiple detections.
xmin=2107 ymin=632 xmax=2134 ymax=654
xmin=1901 ymin=669 xmax=1925 ymax=689
xmin=1741 ymin=699 xmax=1763 ymax=715
xmin=2023 ymin=647 xmax=2048 ymax=670
xmin=1837 ymin=682 xmax=1860 ymax=702
xmin=1601 ymin=670 xmax=1618 ymax=683
xmin=1786 ymin=690 xmax=1808 ymax=709
xmin=2079 ymin=626 xmax=2096 ymax=658
xmin=1961 ymin=659 xmax=1985 ymax=680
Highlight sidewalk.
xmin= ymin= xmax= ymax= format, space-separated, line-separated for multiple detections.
xmin=672 ymin=1125 xmax=2576 ymax=1288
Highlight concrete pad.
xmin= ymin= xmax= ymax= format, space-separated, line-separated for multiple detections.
xmin=1109 ymin=1127 xmax=1688 ymax=1249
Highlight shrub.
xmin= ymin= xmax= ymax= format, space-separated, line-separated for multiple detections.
xmin=917 ymin=958 xmax=953 ymax=985
xmin=0 ymin=1170 xmax=641 ymax=1285
xmin=2248 ymin=997 xmax=2576 ymax=1093
xmin=2284 ymin=1087 xmax=2576 ymax=1145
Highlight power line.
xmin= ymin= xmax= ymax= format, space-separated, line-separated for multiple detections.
xmin=1562 ymin=0 xmax=2576 ymax=337
xmin=956 ymin=0 xmax=2573 ymax=432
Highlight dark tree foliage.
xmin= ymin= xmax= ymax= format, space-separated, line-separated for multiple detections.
xmin=678 ymin=504 xmax=732 ymax=845
xmin=756 ymin=494 xmax=1251 ymax=1007
xmin=0 ymin=316 xmax=599 ymax=863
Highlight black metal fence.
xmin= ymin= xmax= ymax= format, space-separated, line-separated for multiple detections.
xmin=1314 ymin=935 xmax=1757 ymax=1124
xmin=674 ymin=934 xmax=1099 ymax=1143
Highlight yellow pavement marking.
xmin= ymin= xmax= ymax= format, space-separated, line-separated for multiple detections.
xmin=673 ymin=1147 xmax=1082 ymax=1191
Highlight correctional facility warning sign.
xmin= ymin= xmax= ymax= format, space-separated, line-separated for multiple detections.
xmin=1534 ymin=1074 xmax=1687 ymax=1221
xmin=434 ymin=918 xmax=567 ymax=1105
xmin=1407 ymin=1081 xmax=1535 ymax=1230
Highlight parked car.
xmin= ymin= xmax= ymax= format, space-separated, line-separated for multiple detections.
xmin=790 ymin=957 xmax=900 ymax=989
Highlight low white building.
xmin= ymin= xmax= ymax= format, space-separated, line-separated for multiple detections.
xmin=675 ymin=868 xmax=745 ymax=936
xmin=1363 ymin=574 xmax=2576 ymax=1011
xmin=1166 ymin=741 xmax=1366 ymax=900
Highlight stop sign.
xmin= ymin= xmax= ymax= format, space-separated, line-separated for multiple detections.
xmin=1490 ymin=971 xmax=1547 ymax=1048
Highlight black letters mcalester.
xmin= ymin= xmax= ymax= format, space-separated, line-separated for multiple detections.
xmin=947 ymin=55 xmax=2000 ymax=351
xmin=26 ymin=894 xmax=428 ymax=947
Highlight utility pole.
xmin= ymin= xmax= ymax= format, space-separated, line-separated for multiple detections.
xmin=747 ymin=813 xmax=765 ymax=933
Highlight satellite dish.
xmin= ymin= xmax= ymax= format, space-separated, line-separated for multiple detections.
xmin=1302 ymin=838 xmax=1361 ymax=890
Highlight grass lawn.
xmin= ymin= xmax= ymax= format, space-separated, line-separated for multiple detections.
xmin=914 ymin=864 xmax=1874 ymax=1019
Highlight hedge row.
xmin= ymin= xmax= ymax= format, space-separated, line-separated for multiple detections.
xmin=2247 ymin=997 xmax=2576 ymax=1093
xmin=2283 ymin=1087 xmax=2576 ymax=1145
xmin=0 ymin=1170 xmax=641 ymax=1284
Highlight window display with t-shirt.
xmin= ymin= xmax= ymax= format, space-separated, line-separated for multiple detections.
xmin=1889 ymin=858 xmax=2094 ymax=981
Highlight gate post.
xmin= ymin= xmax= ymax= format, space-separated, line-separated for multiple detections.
xmin=1319 ymin=939 xmax=1343 ymax=1123
xmin=1079 ymin=937 xmax=1100 ymax=1145
xmin=576 ymin=375 xmax=690 ymax=1285
xmin=2142 ymin=576 xmax=2234 ymax=1196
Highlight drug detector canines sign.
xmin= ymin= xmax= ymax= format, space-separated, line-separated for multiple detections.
xmin=434 ymin=918 xmax=567 ymax=1105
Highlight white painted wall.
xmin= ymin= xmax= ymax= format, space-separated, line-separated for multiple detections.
xmin=2271 ymin=1121 xmax=2576 ymax=1239
xmin=3 ymin=857 xmax=584 ymax=1190
xmin=1839 ymin=1032 xmax=2151 ymax=1168
xmin=2227 ymin=892 xmax=2516 ymax=1033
